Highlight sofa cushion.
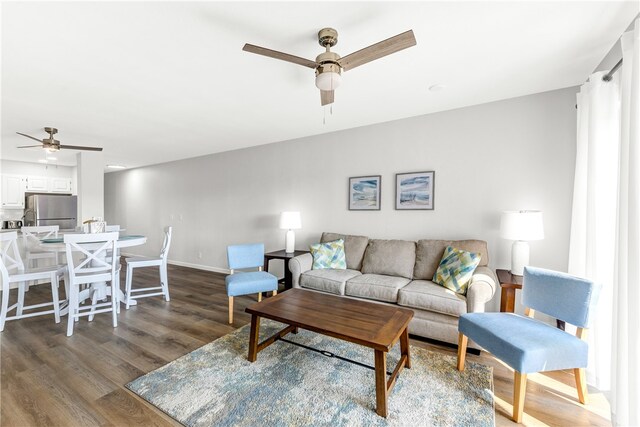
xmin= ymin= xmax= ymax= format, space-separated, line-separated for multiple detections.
xmin=345 ymin=274 xmax=411 ymax=303
xmin=414 ymin=239 xmax=489 ymax=280
xmin=309 ymin=239 xmax=347 ymax=270
xmin=299 ymin=269 xmax=361 ymax=295
xmin=398 ymin=280 xmax=467 ymax=317
xmin=321 ymin=232 xmax=369 ymax=271
xmin=361 ymin=239 xmax=416 ymax=279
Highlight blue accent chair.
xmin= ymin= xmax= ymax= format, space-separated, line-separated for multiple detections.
xmin=225 ymin=243 xmax=278 ymax=324
xmin=456 ymin=266 xmax=601 ymax=423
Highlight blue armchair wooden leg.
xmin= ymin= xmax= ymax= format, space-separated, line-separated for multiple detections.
xmin=456 ymin=332 xmax=468 ymax=371
xmin=514 ymin=371 xmax=527 ymax=423
xmin=575 ymin=368 xmax=588 ymax=404
xmin=273 ymin=290 xmax=277 ymax=296
xmin=258 ymin=293 xmax=262 ymax=302
xmin=228 ymin=296 xmax=234 ymax=324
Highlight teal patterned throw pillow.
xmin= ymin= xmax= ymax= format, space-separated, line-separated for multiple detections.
xmin=433 ymin=246 xmax=481 ymax=294
xmin=309 ymin=239 xmax=347 ymax=270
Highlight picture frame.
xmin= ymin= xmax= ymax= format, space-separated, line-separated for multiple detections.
xmin=395 ymin=171 xmax=435 ymax=210
xmin=348 ymin=175 xmax=381 ymax=210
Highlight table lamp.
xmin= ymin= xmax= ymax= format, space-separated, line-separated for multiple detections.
xmin=279 ymin=211 xmax=301 ymax=253
xmin=500 ymin=210 xmax=544 ymax=275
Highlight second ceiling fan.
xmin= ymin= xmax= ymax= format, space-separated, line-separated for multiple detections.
xmin=243 ymin=28 xmax=417 ymax=106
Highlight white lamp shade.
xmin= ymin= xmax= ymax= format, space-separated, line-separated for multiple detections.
xmin=500 ymin=210 xmax=544 ymax=241
xmin=315 ymin=72 xmax=342 ymax=91
xmin=279 ymin=211 xmax=301 ymax=230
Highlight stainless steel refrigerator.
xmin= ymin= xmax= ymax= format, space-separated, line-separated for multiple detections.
xmin=24 ymin=194 xmax=77 ymax=230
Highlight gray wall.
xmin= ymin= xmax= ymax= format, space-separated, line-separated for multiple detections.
xmin=105 ymin=86 xmax=577 ymax=311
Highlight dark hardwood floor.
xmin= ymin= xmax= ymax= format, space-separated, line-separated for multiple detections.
xmin=1 ymin=265 xmax=611 ymax=426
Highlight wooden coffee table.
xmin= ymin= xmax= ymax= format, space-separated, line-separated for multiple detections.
xmin=245 ymin=288 xmax=414 ymax=418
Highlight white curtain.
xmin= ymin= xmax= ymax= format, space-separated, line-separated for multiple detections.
xmin=569 ymin=72 xmax=620 ymax=391
xmin=611 ymin=18 xmax=640 ymax=427
xmin=569 ymin=17 xmax=640 ymax=426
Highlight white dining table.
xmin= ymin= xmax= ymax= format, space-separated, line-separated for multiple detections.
xmin=39 ymin=233 xmax=147 ymax=314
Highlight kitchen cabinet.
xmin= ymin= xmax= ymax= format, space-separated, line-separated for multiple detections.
xmin=1 ymin=173 xmax=74 ymax=201
xmin=26 ymin=176 xmax=49 ymax=192
xmin=49 ymin=177 xmax=72 ymax=193
xmin=1 ymin=175 xmax=26 ymax=209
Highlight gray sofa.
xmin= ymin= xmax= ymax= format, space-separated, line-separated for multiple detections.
xmin=289 ymin=232 xmax=497 ymax=348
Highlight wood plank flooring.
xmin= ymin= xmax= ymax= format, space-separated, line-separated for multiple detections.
xmin=1 ymin=264 xmax=611 ymax=426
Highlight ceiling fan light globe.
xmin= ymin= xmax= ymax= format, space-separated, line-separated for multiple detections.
xmin=315 ymin=72 xmax=342 ymax=91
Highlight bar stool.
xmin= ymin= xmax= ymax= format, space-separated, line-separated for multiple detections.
xmin=124 ymin=226 xmax=172 ymax=309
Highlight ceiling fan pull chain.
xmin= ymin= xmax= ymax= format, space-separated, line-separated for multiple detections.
xmin=323 ymin=106 xmax=326 ymax=125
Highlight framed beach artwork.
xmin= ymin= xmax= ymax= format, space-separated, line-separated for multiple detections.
xmin=395 ymin=171 xmax=435 ymax=210
xmin=348 ymin=175 xmax=381 ymax=210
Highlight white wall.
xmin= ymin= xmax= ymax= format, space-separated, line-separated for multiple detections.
xmin=105 ymin=86 xmax=577 ymax=311
xmin=76 ymin=151 xmax=104 ymax=222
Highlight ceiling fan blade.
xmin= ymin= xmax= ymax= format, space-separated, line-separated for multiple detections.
xmin=320 ymin=90 xmax=334 ymax=106
xmin=17 ymin=144 xmax=44 ymax=149
xmin=338 ymin=30 xmax=416 ymax=71
xmin=243 ymin=43 xmax=318 ymax=69
xmin=59 ymin=145 xmax=103 ymax=152
xmin=16 ymin=132 xmax=44 ymax=143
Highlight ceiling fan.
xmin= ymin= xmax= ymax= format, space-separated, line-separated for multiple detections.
xmin=243 ymin=28 xmax=417 ymax=106
xmin=16 ymin=127 xmax=103 ymax=152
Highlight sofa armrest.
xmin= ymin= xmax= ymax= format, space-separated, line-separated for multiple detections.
xmin=466 ymin=266 xmax=497 ymax=313
xmin=289 ymin=253 xmax=313 ymax=288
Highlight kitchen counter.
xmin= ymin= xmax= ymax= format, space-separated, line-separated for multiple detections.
xmin=0 ymin=228 xmax=77 ymax=233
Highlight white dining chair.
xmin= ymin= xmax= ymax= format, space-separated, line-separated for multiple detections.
xmin=124 ymin=226 xmax=172 ymax=309
xmin=64 ymin=232 xmax=120 ymax=336
xmin=0 ymin=231 xmax=65 ymax=331
xmin=21 ymin=225 xmax=60 ymax=267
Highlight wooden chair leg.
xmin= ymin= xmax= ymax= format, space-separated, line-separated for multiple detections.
xmin=228 ymin=296 xmax=234 ymax=324
xmin=111 ymin=282 xmax=118 ymax=328
xmin=51 ymin=273 xmax=61 ymax=324
xmin=513 ymin=371 xmax=527 ymax=423
xmin=125 ymin=265 xmax=133 ymax=310
xmin=257 ymin=292 xmax=262 ymax=302
xmin=88 ymin=291 xmax=98 ymax=322
xmin=457 ymin=332 xmax=468 ymax=371
xmin=273 ymin=290 xmax=277 ymax=296
xmin=114 ymin=269 xmax=121 ymax=314
xmin=0 ymin=285 xmax=11 ymax=332
xmin=67 ymin=287 xmax=77 ymax=337
xmin=575 ymin=368 xmax=589 ymax=404
xmin=63 ymin=271 xmax=70 ymax=300
xmin=16 ymin=282 xmax=25 ymax=316
xmin=160 ymin=264 xmax=170 ymax=302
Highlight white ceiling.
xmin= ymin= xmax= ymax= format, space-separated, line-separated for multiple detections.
xmin=1 ymin=1 xmax=638 ymax=169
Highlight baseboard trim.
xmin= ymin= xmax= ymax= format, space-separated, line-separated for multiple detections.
xmin=120 ymin=252 xmax=230 ymax=274
xmin=168 ymin=260 xmax=230 ymax=274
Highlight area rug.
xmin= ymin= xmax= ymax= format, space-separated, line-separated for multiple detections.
xmin=127 ymin=320 xmax=494 ymax=426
